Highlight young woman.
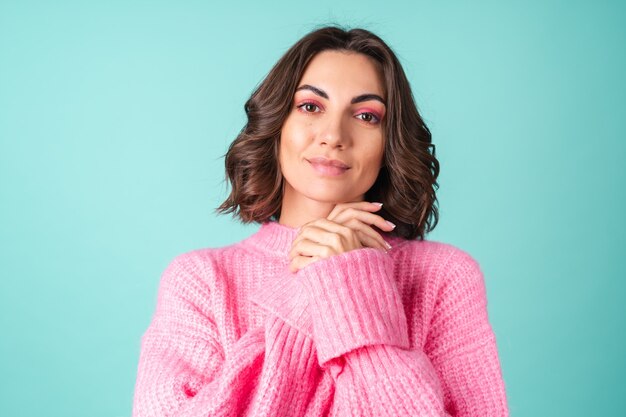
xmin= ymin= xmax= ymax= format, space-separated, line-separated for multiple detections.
xmin=132 ymin=26 xmax=510 ymax=416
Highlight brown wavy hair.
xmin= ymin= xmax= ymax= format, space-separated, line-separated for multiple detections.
xmin=216 ymin=25 xmax=439 ymax=240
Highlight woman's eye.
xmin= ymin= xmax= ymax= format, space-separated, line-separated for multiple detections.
xmin=297 ymin=102 xmax=321 ymax=113
xmin=357 ymin=112 xmax=380 ymax=124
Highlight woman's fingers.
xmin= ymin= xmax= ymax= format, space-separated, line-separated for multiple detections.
xmin=289 ymin=255 xmax=321 ymax=273
xmin=331 ymin=205 xmax=396 ymax=234
xmin=290 ymin=219 xmax=389 ymax=263
xmin=327 ymin=201 xmax=395 ymax=251
xmin=290 ymin=220 xmax=361 ymax=257
xmin=288 ymin=202 xmax=396 ymax=273
xmin=327 ymin=201 xmax=384 ymax=220
xmin=289 ymin=237 xmax=337 ymax=260
xmin=345 ymin=218 xmax=392 ymax=251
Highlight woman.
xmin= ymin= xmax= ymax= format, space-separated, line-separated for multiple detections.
xmin=132 ymin=26 xmax=509 ymax=416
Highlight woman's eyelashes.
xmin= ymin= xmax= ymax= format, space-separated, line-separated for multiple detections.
xmin=297 ymin=101 xmax=323 ymax=113
xmin=355 ymin=109 xmax=382 ymax=124
xmin=295 ymin=101 xmax=382 ymax=125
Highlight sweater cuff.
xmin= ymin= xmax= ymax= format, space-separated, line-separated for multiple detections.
xmin=297 ymin=248 xmax=410 ymax=366
xmin=249 ymin=269 xmax=313 ymax=339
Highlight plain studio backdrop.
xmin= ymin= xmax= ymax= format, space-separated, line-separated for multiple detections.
xmin=1 ymin=1 xmax=624 ymax=416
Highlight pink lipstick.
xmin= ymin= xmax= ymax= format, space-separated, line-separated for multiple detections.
xmin=306 ymin=157 xmax=350 ymax=176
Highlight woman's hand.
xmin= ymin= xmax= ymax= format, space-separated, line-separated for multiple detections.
xmin=288 ymin=201 xmax=396 ymax=273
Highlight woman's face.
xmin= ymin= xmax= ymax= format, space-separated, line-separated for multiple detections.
xmin=279 ymin=50 xmax=386 ymax=208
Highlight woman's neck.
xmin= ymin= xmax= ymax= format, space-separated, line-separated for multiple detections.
xmin=278 ymin=201 xmax=335 ymax=228
xmin=278 ymin=184 xmax=367 ymax=228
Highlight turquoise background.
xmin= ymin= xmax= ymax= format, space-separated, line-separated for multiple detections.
xmin=1 ymin=1 xmax=624 ymax=416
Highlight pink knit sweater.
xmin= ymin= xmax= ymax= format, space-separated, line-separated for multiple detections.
xmin=132 ymin=221 xmax=509 ymax=416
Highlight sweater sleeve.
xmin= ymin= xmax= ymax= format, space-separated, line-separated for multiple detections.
xmin=132 ymin=253 xmax=324 ymax=417
xmin=296 ymin=248 xmax=450 ymax=416
xmin=424 ymin=251 xmax=510 ymax=417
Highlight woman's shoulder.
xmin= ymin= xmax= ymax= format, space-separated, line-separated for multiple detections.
xmin=383 ymin=238 xmax=489 ymax=351
xmin=158 ymin=241 xmax=251 ymax=288
xmin=387 ymin=237 xmax=486 ymax=302
xmin=389 ymin=236 xmax=481 ymax=273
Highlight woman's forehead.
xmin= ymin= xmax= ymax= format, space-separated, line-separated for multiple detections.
xmin=297 ymin=50 xmax=386 ymax=99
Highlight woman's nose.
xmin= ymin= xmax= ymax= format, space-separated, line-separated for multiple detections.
xmin=317 ymin=113 xmax=349 ymax=148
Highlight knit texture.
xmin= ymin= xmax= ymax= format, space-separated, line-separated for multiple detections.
xmin=132 ymin=221 xmax=509 ymax=416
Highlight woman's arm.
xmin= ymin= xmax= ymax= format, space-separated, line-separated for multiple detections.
xmin=296 ymin=248 xmax=451 ymax=416
xmin=132 ymin=252 xmax=328 ymax=417
xmin=424 ymin=251 xmax=510 ymax=416
xmin=296 ymin=247 xmax=508 ymax=416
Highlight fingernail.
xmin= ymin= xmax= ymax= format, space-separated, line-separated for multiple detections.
xmin=372 ymin=202 xmax=383 ymax=207
xmin=386 ymin=221 xmax=396 ymax=229
xmin=385 ymin=242 xmax=393 ymax=250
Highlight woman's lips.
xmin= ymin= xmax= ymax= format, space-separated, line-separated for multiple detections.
xmin=307 ymin=158 xmax=350 ymax=176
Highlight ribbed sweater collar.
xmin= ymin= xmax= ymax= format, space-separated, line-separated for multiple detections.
xmin=244 ymin=221 xmax=300 ymax=255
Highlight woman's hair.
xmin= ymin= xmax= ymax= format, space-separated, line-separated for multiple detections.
xmin=216 ymin=25 xmax=439 ymax=240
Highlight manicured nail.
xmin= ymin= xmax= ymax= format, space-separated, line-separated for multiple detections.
xmin=385 ymin=242 xmax=393 ymax=250
xmin=386 ymin=221 xmax=396 ymax=229
xmin=372 ymin=202 xmax=383 ymax=207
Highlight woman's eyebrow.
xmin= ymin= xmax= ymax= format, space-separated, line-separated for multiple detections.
xmin=295 ymin=84 xmax=386 ymax=106
xmin=352 ymin=94 xmax=386 ymax=106
xmin=296 ymin=84 xmax=328 ymax=99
